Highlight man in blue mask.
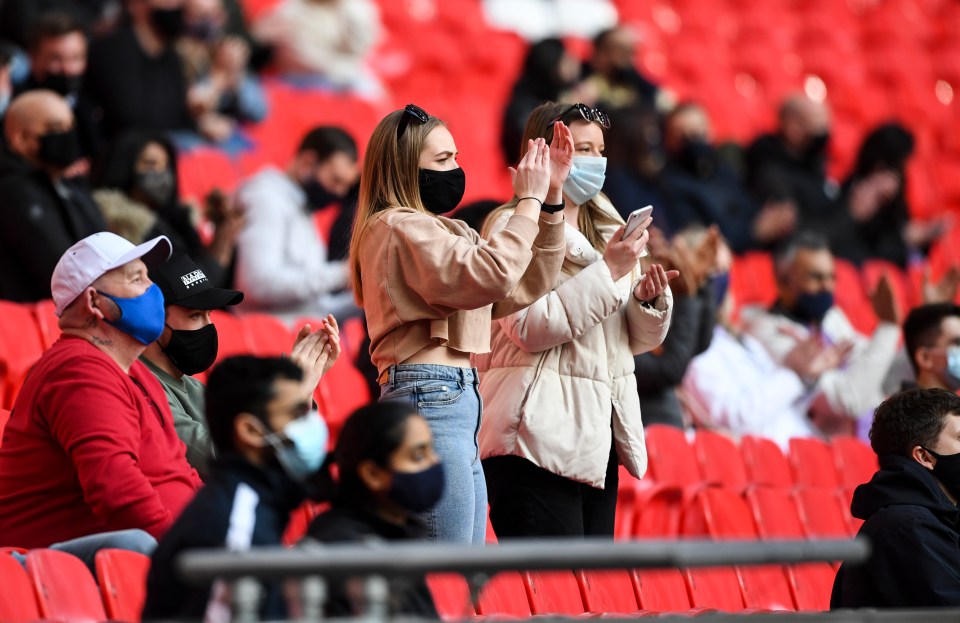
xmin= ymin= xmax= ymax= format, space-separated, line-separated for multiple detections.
xmin=741 ymin=231 xmax=901 ymax=437
xmin=144 ymin=355 xmax=329 ymax=622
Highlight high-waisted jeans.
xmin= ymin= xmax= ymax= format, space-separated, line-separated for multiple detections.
xmin=380 ymin=364 xmax=486 ymax=544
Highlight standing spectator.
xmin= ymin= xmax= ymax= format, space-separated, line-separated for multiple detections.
xmin=15 ymin=11 xmax=102 ymax=163
xmin=660 ymin=102 xmax=797 ymax=253
xmin=252 ymin=0 xmax=382 ymax=98
xmin=143 ymin=356 xmax=329 ymax=621
xmin=742 ymin=231 xmax=901 ymax=436
xmin=581 ymin=26 xmax=663 ymax=111
xmin=479 ymin=102 xmax=674 ymax=538
xmin=600 ymin=104 xmax=665 ymax=223
xmin=234 ymin=126 xmax=360 ymax=323
xmin=745 ymin=94 xmax=837 ymax=228
xmin=0 ymin=0 xmax=110 ymax=49
xmin=0 ymin=232 xmax=202 ymax=548
xmin=0 ymin=90 xmax=106 ymax=302
xmin=903 ymin=303 xmax=960 ymax=392
xmin=500 ymin=38 xmax=581 ymax=165
xmin=94 ymin=130 xmax=243 ymax=286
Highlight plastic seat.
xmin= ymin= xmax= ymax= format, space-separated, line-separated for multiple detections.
xmin=832 ymin=258 xmax=877 ymax=335
xmin=95 ymin=548 xmax=151 ymax=622
xmin=830 ymin=436 xmax=879 ymax=489
xmin=741 ymin=436 xmax=793 ymax=487
xmin=33 ymin=300 xmax=60 ymax=349
xmin=315 ymin=360 xmax=372 ymax=440
xmin=426 ymin=573 xmax=475 ymax=621
xmin=26 ymin=549 xmax=107 ymax=621
xmin=630 ymin=568 xmax=693 ymax=612
xmin=575 ymin=569 xmax=641 ymax=614
xmin=212 ymin=310 xmax=253 ymax=362
xmin=0 ymin=553 xmax=40 ymax=621
xmin=789 ymin=438 xmax=841 ymax=489
xmin=244 ymin=314 xmax=293 ymax=357
xmin=644 ymin=425 xmax=703 ymax=487
xmin=0 ymin=301 xmax=46 ymax=409
xmin=683 ymin=567 xmax=746 ymax=611
xmin=521 ymin=570 xmax=585 ymax=615
xmin=693 ymin=430 xmax=749 ymax=491
xmin=475 ymin=571 xmax=531 ymax=617
xmin=793 ymin=487 xmax=854 ymax=538
xmin=631 ymin=482 xmax=684 ymax=538
xmin=729 ymin=252 xmax=777 ymax=311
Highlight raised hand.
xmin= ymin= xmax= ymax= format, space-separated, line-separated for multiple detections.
xmin=870 ymin=274 xmax=901 ymax=325
xmin=290 ymin=314 xmax=342 ymax=398
xmin=634 ymin=263 xmax=680 ymax=302
xmin=509 ymin=138 xmax=551 ymax=219
xmin=604 ymin=216 xmax=652 ymax=281
xmin=547 ymin=121 xmax=574 ymax=204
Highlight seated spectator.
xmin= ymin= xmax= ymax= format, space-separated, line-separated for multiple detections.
xmin=304 ymin=401 xmax=440 ymax=618
xmin=234 ymin=126 xmax=360 ymax=323
xmin=0 ymin=90 xmax=106 ymax=302
xmin=832 ymin=388 xmax=960 ymax=608
xmin=93 ymin=129 xmax=244 ymax=286
xmin=144 ymin=356 xmax=329 ymax=621
xmin=16 ymin=11 xmax=102 ymax=164
xmin=178 ymin=0 xmax=267 ymax=152
xmin=500 ymin=38 xmax=581 ymax=165
xmin=745 ymin=94 xmax=837 ymax=228
xmin=660 ymin=102 xmax=797 ymax=253
xmin=580 ymin=26 xmax=664 ymax=111
xmin=251 ymin=0 xmax=382 ymax=98
xmin=903 ymin=303 xmax=960 ymax=392
xmin=0 ymin=232 xmax=201 ymax=548
xmin=142 ymin=252 xmax=340 ymax=477
xmin=742 ymin=231 xmax=901 ymax=437
xmin=832 ymin=123 xmax=947 ymax=268
xmin=84 ymin=0 xmax=216 ymax=144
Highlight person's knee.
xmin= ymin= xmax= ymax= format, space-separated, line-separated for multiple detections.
xmin=107 ymin=529 xmax=158 ymax=556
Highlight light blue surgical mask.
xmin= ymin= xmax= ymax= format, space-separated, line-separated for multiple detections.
xmin=97 ymin=283 xmax=166 ymax=345
xmin=264 ymin=410 xmax=329 ymax=483
xmin=945 ymin=346 xmax=960 ymax=391
xmin=563 ymin=156 xmax=607 ymax=206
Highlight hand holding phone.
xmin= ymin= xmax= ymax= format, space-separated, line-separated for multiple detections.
xmin=622 ymin=205 xmax=654 ymax=240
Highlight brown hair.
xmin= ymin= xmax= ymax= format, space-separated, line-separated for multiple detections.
xmin=348 ymin=108 xmax=446 ymax=307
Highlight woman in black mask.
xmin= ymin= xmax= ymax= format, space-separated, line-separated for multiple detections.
xmin=93 ymin=130 xmax=241 ymax=286
xmin=304 ymin=401 xmax=443 ymax=618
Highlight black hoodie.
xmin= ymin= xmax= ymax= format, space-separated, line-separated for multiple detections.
xmin=831 ymin=454 xmax=960 ymax=609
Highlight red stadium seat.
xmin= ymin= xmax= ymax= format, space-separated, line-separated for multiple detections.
xmin=0 ymin=408 xmax=10 ymax=446
xmin=244 ymin=314 xmax=293 ymax=357
xmin=631 ymin=482 xmax=684 ymax=538
xmin=211 ymin=310 xmax=253 ymax=362
xmin=0 ymin=553 xmax=40 ymax=621
xmin=0 ymin=301 xmax=45 ymax=409
xmin=729 ymin=252 xmax=777 ymax=310
xmin=426 ymin=573 xmax=476 ymax=621
xmin=830 ymin=436 xmax=879 ymax=489
xmin=789 ymin=438 xmax=841 ymax=489
xmin=832 ymin=258 xmax=877 ymax=335
xmin=793 ymin=487 xmax=854 ymax=538
xmin=95 ymin=549 xmax=151 ymax=623
xmin=475 ymin=571 xmax=531 ymax=618
xmin=26 ymin=549 xmax=107 ymax=621
xmin=521 ymin=570 xmax=585 ymax=615
xmin=644 ymin=425 xmax=702 ymax=487
xmin=741 ymin=436 xmax=794 ymax=488
xmin=575 ymin=569 xmax=642 ymax=614
xmin=630 ymin=568 xmax=694 ymax=612
xmin=683 ymin=567 xmax=746 ymax=611
xmin=33 ymin=300 xmax=60 ymax=349
xmin=693 ymin=430 xmax=749 ymax=491
xmin=315 ymin=360 xmax=372 ymax=439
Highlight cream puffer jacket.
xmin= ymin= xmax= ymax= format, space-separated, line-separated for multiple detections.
xmin=475 ymin=201 xmax=673 ymax=488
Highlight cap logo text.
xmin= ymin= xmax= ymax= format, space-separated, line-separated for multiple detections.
xmin=181 ymin=270 xmax=208 ymax=289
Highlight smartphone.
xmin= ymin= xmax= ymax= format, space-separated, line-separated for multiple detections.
xmin=622 ymin=205 xmax=654 ymax=240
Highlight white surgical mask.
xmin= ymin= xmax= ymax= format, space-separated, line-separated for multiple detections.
xmin=562 ymin=156 xmax=607 ymax=205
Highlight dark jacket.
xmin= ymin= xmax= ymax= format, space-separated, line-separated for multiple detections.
xmin=14 ymin=76 xmax=103 ymax=160
xmin=142 ymin=455 xmax=307 ymax=621
xmin=304 ymin=505 xmax=438 ymax=619
xmin=0 ymin=151 xmax=106 ymax=302
xmin=831 ymin=454 xmax=960 ymax=609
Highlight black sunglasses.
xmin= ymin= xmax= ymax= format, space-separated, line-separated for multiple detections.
xmin=551 ymin=103 xmax=611 ymax=129
xmin=397 ymin=103 xmax=430 ymax=139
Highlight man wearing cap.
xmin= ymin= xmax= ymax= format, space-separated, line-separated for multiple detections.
xmin=143 ymin=253 xmax=342 ymax=478
xmin=0 ymin=232 xmax=202 ymax=548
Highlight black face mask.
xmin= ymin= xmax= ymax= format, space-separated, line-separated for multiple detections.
xmin=161 ymin=323 xmax=218 ymax=375
xmin=185 ymin=19 xmax=222 ymax=43
xmin=38 ymin=72 xmax=83 ymax=99
xmin=135 ymin=170 xmax=176 ymax=209
xmin=151 ymin=7 xmax=185 ymax=40
xmin=923 ymin=447 xmax=960 ymax=501
xmin=301 ymin=178 xmax=341 ymax=212
xmin=804 ymin=131 xmax=831 ymax=162
xmin=674 ymin=138 xmax=715 ymax=178
xmin=418 ymin=167 xmax=465 ymax=215
xmin=38 ymin=127 xmax=82 ymax=168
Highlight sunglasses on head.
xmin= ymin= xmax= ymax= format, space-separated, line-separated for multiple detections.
xmin=551 ymin=103 xmax=611 ymax=129
xmin=397 ymin=103 xmax=430 ymax=139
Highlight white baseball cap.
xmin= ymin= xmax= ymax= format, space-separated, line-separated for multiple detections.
xmin=51 ymin=232 xmax=172 ymax=316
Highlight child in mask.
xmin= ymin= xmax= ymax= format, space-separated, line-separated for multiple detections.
xmin=477 ymin=102 xmax=676 ymax=538
xmin=304 ymin=401 xmax=443 ymax=618
xmin=348 ymin=104 xmax=574 ymax=544
xmin=143 ymin=355 xmax=329 ymax=622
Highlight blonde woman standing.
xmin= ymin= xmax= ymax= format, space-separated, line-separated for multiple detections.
xmin=478 ymin=102 xmax=676 ymax=538
xmin=349 ymin=104 xmax=574 ymax=543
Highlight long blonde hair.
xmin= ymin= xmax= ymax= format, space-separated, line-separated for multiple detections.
xmin=348 ymin=108 xmax=446 ymax=307
xmin=483 ymin=101 xmax=618 ymax=253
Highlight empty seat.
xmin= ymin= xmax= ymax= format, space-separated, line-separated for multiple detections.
xmin=0 ymin=553 xmax=40 ymax=621
xmin=631 ymin=482 xmax=684 ymax=538
xmin=26 ymin=549 xmax=107 ymax=621
xmin=244 ymin=314 xmax=293 ymax=357
xmin=631 ymin=567 xmax=693 ymax=612
xmin=521 ymin=570 xmax=585 ymax=615
xmin=741 ymin=435 xmax=793 ymax=488
xmin=693 ymin=430 xmax=749 ymax=491
xmin=789 ymin=438 xmax=841 ymax=489
xmin=793 ymin=487 xmax=854 ymax=538
xmin=683 ymin=567 xmax=747 ymax=611
xmin=0 ymin=301 xmax=46 ymax=409
xmin=425 ymin=573 xmax=475 ymax=621
xmin=95 ymin=548 xmax=151 ymax=623
xmin=475 ymin=571 xmax=531 ymax=617
xmin=575 ymin=569 xmax=641 ymax=614
xmin=644 ymin=425 xmax=703 ymax=487
xmin=830 ymin=435 xmax=879 ymax=489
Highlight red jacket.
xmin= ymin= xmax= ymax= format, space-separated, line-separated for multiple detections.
xmin=0 ymin=336 xmax=202 ymax=547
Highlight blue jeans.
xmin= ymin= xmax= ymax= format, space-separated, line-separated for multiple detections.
xmin=380 ymin=364 xmax=486 ymax=545
xmin=12 ymin=529 xmax=157 ymax=577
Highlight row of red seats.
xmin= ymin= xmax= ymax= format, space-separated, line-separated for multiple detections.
xmin=0 ymin=548 xmax=149 ymax=623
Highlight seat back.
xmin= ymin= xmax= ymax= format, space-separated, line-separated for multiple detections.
xmin=830 ymin=436 xmax=879 ymax=488
xmin=475 ymin=571 xmax=531 ymax=617
xmin=644 ymin=425 xmax=702 ymax=487
xmin=683 ymin=568 xmax=746 ymax=611
xmin=793 ymin=487 xmax=854 ymax=538
xmin=693 ymin=430 xmax=749 ymax=490
xmin=789 ymin=437 xmax=841 ymax=488
xmin=632 ymin=483 xmax=683 ymax=538
xmin=0 ymin=553 xmax=40 ymax=621
xmin=425 ymin=573 xmax=475 ymax=621
xmin=576 ymin=569 xmax=639 ymax=614
xmin=0 ymin=301 xmax=45 ymax=408
xmin=95 ymin=548 xmax=151 ymax=623
xmin=26 ymin=549 xmax=107 ymax=621
xmin=244 ymin=314 xmax=293 ymax=357
xmin=786 ymin=563 xmax=837 ymax=611
xmin=521 ymin=570 xmax=585 ymax=615
xmin=745 ymin=487 xmax=806 ymax=538
xmin=740 ymin=435 xmax=793 ymax=487
xmin=631 ymin=568 xmax=692 ymax=612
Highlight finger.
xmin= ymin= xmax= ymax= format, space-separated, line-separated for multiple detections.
xmin=626 ymin=216 xmax=654 ymax=241
xmin=294 ymin=325 xmax=311 ymax=344
xmin=562 ymin=123 xmax=575 ymax=154
xmin=665 ymin=269 xmax=681 ymax=281
xmin=324 ymin=314 xmax=340 ymax=335
xmin=508 ymin=167 xmax=517 ymax=184
xmin=550 ymin=121 xmax=562 ymax=150
xmin=613 ymin=225 xmax=626 ymax=241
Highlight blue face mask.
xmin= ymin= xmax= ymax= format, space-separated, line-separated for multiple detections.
xmin=710 ymin=273 xmax=730 ymax=307
xmin=563 ymin=156 xmax=607 ymax=206
xmin=791 ymin=290 xmax=834 ymax=325
xmin=98 ymin=283 xmax=166 ymax=345
xmin=387 ymin=462 xmax=445 ymax=514
xmin=265 ymin=410 xmax=329 ymax=483
xmin=944 ymin=346 xmax=960 ymax=391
